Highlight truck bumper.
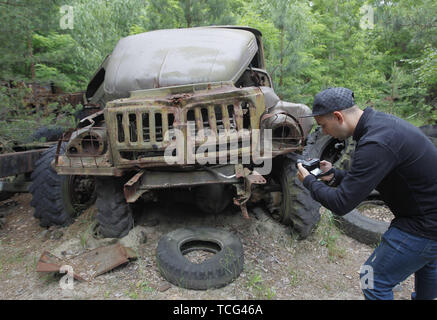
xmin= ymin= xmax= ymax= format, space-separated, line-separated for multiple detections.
xmin=123 ymin=164 xmax=240 ymax=203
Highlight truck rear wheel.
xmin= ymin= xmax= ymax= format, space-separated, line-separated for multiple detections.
xmin=29 ymin=144 xmax=96 ymax=227
xmin=95 ymin=177 xmax=134 ymax=238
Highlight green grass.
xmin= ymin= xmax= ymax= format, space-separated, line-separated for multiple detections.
xmin=288 ymin=269 xmax=300 ymax=287
xmin=79 ymin=220 xmax=98 ymax=249
xmin=246 ymin=271 xmax=277 ymax=300
xmin=316 ymin=210 xmax=346 ymax=261
xmin=137 ymin=280 xmax=154 ymax=293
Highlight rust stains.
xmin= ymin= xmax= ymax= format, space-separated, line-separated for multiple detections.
xmin=36 ymin=243 xmax=137 ymax=282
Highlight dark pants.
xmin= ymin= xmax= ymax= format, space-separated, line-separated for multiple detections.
xmin=360 ymin=226 xmax=437 ymax=300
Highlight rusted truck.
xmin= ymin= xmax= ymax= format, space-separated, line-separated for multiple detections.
xmin=29 ymin=26 xmax=322 ymax=239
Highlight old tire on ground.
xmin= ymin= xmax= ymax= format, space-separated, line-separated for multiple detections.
xmin=29 ymin=144 xmax=96 ymax=227
xmin=336 ymin=198 xmax=391 ymax=246
xmin=304 ymin=127 xmax=389 ymax=245
xmin=269 ymin=155 xmax=321 ymax=239
xmin=95 ymin=177 xmax=134 ymax=238
xmin=156 ymin=227 xmax=244 ymax=290
xmin=334 ymin=206 xmax=390 ymax=246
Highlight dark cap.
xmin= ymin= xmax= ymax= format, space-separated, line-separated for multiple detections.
xmin=301 ymin=87 xmax=355 ymax=117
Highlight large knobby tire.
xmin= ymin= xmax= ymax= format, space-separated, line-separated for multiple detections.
xmin=303 ymin=126 xmax=356 ymax=168
xmin=29 ymin=144 xmax=96 ymax=227
xmin=95 ymin=177 xmax=134 ymax=238
xmin=29 ymin=126 xmax=64 ymax=142
xmin=156 ymin=227 xmax=244 ymax=290
xmin=337 ymin=199 xmax=391 ymax=246
xmin=304 ymin=127 xmax=389 ymax=245
xmin=270 ymin=155 xmax=321 ymax=239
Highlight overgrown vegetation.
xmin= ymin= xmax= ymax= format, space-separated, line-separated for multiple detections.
xmin=0 ymin=84 xmax=82 ymax=151
xmin=0 ymin=0 xmax=436 ymax=147
xmin=316 ymin=209 xmax=346 ymax=261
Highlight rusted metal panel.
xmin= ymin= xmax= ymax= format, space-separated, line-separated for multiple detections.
xmin=123 ymin=165 xmax=240 ymax=203
xmin=140 ymin=166 xmax=239 ymax=188
xmin=233 ymin=167 xmax=266 ymax=219
xmin=124 ymin=170 xmax=145 ymax=203
xmin=54 ymin=163 xmax=124 ymax=176
xmin=36 ymin=243 xmax=137 ymax=282
xmin=0 ymin=149 xmax=46 ymax=178
xmin=0 ymin=181 xmax=30 ymax=192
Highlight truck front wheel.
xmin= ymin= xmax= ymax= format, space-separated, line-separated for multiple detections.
xmin=267 ymin=155 xmax=321 ymax=239
xmin=29 ymin=144 xmax=96 ymax=227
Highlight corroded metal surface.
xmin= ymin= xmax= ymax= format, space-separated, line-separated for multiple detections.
xmin=233 ymin=166 xmax=267 ymax=219
xmin=123 ymin=165 xmax=240 ymax=203
xmin=0 ymin=149 xmax=47 ymax=178
xmin=36 ymin=243 xmax=137 ymax=282
xmin=105 ymin=82 xmax=265 ymax=167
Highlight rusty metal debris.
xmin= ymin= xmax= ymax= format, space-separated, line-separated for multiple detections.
xmin=0 ymin=148 xmax=48 ymax=178
xmin=36 ymin=243 xmax=137 ymax=282
xmin=233 ymin=166 xmax=267 ymax=219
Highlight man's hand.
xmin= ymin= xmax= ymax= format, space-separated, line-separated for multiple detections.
xmin=319 ymin=160 xmax=334 ymax=181
xmin=297 ymin=160 xmax=334 ymax=183
xmin=297 ymin=163 xmax=310 ymax=182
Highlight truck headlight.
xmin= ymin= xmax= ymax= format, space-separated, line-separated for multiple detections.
xmin=66 ymin=128 xmax=107 ymax=156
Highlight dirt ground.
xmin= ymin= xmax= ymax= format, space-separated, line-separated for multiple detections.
xmin=0 ymin=193 xmax=414 ymax=300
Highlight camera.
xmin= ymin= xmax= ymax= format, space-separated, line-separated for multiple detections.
xmin=296 ymin=158 xmax=323 ymax=176
xmin=297 ymin=158 xmax=320 ymax=171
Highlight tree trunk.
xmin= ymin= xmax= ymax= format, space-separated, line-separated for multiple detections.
xmin=185 ymin=0 xmax=192 ymax=28
xmin=280 ymin=26 xmax=284 ymax=89
xmin=27 ymin=32 xmax=38 ymax=113
xmin=27 ymin=35 xmax=35 ymax=81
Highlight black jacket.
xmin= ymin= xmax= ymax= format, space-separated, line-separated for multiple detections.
xmin=303 ymin=107 xmax=437 ymax=240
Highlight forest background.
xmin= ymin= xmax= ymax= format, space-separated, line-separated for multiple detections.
xmin=0 ymin=0 xmax=436 ymax=145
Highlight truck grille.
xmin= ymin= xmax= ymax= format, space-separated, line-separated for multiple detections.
xmin=186 ymin=102 xmax=252 ymax=138
xmin=115 ymin=110 xmax=176 ymax=145
xmin=108 ymin=98 xmax=259 ymax=165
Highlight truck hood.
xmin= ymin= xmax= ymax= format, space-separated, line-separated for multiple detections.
xmin=104 ymin=27 xmax=258 ymax=100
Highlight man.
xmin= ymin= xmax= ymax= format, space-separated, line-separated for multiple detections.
xmin=297 ymin=87 xmax=437 ymax=300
